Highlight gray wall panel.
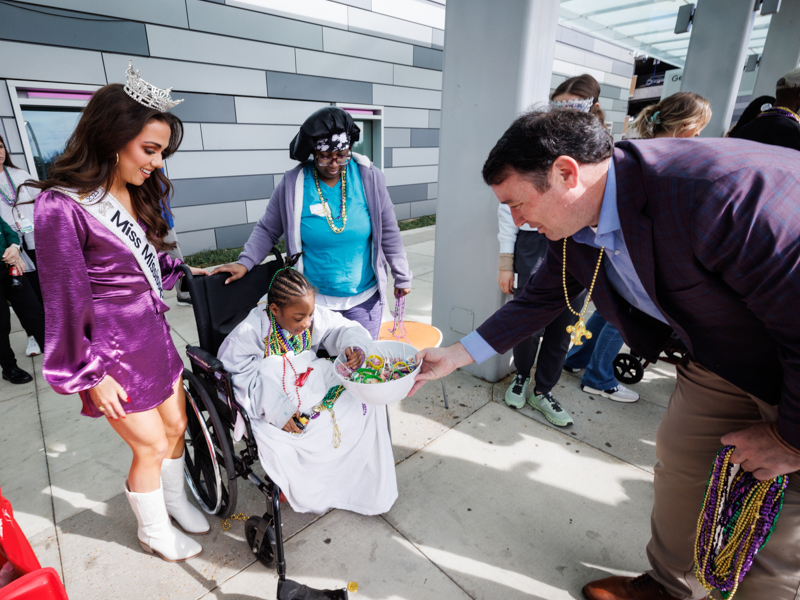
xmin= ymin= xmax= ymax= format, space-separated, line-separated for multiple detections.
xmin=347 ymin=6 xmax=432 ymax=47
xmin=409 ymin=198 xmax=436 ymax=218
xmin=200 ymin=123 xmax=297 ymax=150
xmin=171 ymin=175 xmax=274 ymax=207
xmin=177 ymin=229 xmax=217 ymax=255
xmin=559 ymin=27 xmax=595 ymax=52
xmin=373 ymin=84 xmax=441 ymax=109
xmin=599 ymin=84 xmax=626 ymax=100
xmin=170 ymin=92 xmax=236 ymax=123
xmin=383 ymin=107 xmax=429 ymax=128
xmin=146 ymin=25 xmax=296 ymax=73
xmin=391 ymin=147 xmax=439 ymax=166
xmin=0 ymin=40 xmax=106 ymax=84
xmin=1 ymin=118 xmax=22 ymax=153
xmin=235 ymin=97 xmax=330 ymax=125
xmin=331 ymin=0 xmax=371 ymax=8
xmin=103 ymin=54 xmax=268 ymax=97
xmin=19 ymin=0 xmax=188 ymax=27
xmin=0 ymin=83 xmax=12 ymax=117
xmin=428 ymin=110 xmax=441 ymax=129
xmin=0 ymin=2 xmax=149 ymax=55
xmin=410 ymin=128 xmax=439 ymax=147
xmin=393 ymin=65 xmax=442 ymax=90
xmin=169 ymin=150 xmax=295 ymax=179
xmin=427 ymin=182 xmax=437 ymax=199
xmin=412 ymin=46 xmax=444 ymax=71
xmin=384 ymin=147 xmax=392 ymax=168
xmin=432 ymin=28 xmax=444 ymax=50
xmin=266 ymin=72 xmax=372 ymax=104
xmin=180 ymin=124 xmax=204 ymax=151
xmin=384 ymin=127 xmax=411 ymax=147
xmin=216 ymin=222 xmax=257 ymax=249
xmin=383 ymin=165 xmax=438 ymax=186
xmin=322 ymin=27 xmax=412 ymax=65
xmin=186 ymin=0 xmax=322 ymax=50
xmin=611 ymin=59 xmax=634 ymax=77
xmin=173 ymin=200 xmax=247 ymax=233
xmin=386 ymin=183 xmax=428 ymax=204
xmin=393 ymin=202 xmax=410 ymax=221
xmin=226 ymin=0 xmax=348 ymax=29
xmin=296 ymin=49 xmax=393 ymax=84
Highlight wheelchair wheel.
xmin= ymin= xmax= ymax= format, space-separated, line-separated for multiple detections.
xmin=613 ymin=353 xmax=644 ymax=384
xmin=244 ymin=515 xmax=277 ymax=567
xmin=183 ymin=369 xmax=238 ymax=518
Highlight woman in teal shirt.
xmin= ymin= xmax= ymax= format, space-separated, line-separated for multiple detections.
xmin=216 ymin=107 xmax=413 ymax=339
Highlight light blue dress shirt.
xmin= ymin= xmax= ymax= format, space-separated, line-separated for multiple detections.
xmin=462 ymin=159 xmax=667 ymax=364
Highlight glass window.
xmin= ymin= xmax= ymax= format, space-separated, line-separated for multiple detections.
xmin=21 ymin=107 xmax=82 ymax=180
xmin=351 ymin=120 xmax=374 ymax=162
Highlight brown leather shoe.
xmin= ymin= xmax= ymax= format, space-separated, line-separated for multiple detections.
xmin=582 ymin=574 xmax=682 ymax=600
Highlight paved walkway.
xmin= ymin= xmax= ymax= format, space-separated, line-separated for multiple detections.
xmin=0 ymin=225 xmax=677 ymax=599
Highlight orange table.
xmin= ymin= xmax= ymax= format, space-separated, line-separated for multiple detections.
xmin=379 ymin=321 xmax=448 ymax=408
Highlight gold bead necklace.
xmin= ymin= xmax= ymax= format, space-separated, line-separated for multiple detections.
xmin=312 ymin=166 xmax=347 ymax=234
xmin=562 ymin=238 xmax=604 ymax=345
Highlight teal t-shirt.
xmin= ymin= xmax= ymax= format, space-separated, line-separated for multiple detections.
xmin=301 ymin=160 xmax=377 ymax=297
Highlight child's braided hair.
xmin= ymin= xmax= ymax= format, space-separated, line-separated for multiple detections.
xmin=267 ymin=252 xmax=317 ymax=308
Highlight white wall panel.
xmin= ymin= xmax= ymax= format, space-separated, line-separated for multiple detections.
xmin=383 ymin=107 xmax=430 ymax=128
xmin=246 ymin=199 xmax=270 ymax=222
xmin=146 ymin=26 xmax=296 ymax=73
xmin=393 ymin=65 xmax=442 ymax=90
xmin=371 ymin=0 xmax=445 ymax=29
xmin=235 ymin=97 xmax=330 ymax=125
xmin=173 ymin=201 xmax=247 ymax=233
xmin=168 ymin=150 xmax=296 ymax=179
xmin=347 ymin=7 xmax=432 ymax=47
xmin=177 ymin=229 xmax=217 ymax=254
xmin=384 ymin=128 xmax=411 ymax=147
xmin=373 ymin=84 xmax=441 ymax=109
xmin=0 ymin=41 xmax=106 ymax=84
xmin=322 ymin=27 xmax=413 ymax=65
xmin=296 ymin=50 xmax=393 ymax=84
xmin=19 ymin=0 xmax=188 ymax=27
xmin=383 ymin=165 xmax=438 ymax=186
xmin=181 ymin=124 xmax=203 ymax=151
xmin=200 ymin=124 xmax=298 ymax=150
xmin=391 ymin=147 xmax=439 ymax=167
xmin=226 ymin=0 xmax=348 ymax=29
xmin=103 ymin=54 xmax=267 ymax=97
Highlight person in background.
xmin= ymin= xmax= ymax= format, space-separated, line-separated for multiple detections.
xmin=0 ymin=133 xmax=42 ymax=357
xmin=564 ymin=91 xmax=712 ymax=404
xmin=213 ymin=107 xmax=412 ymax=340
xmin=0 ymin=212 xmax=44 ymax=384
xmin=730 ymin=66 xmax=800 ymax=151
xmin=159 ymin=174 xmax=191 ymax=306
xmin=497 ymin=74 xmax=605 ymax=426
xmin=727 ymin=95 xmax=775 ymax=137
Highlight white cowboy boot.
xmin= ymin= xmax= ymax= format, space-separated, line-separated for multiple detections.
xmin=161 ymin=453 xmax=210 ymax=535
xmin=124 ymin=481 xmax=202 ymax=562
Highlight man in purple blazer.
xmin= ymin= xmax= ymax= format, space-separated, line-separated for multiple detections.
xmin=412 ymin=109 xmax=800 ymax=600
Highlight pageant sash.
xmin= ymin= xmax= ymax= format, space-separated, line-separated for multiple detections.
xmin=54 ymin=186 xmax=164 ymax=299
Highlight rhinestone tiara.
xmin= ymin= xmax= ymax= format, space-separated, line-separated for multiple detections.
xmin=124 ymin=60 xmax=183 ymax=113
xmin=549 ymin=97 xmax=594 ymax=113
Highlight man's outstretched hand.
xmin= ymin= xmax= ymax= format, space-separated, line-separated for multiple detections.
xmin=721 ymin=422 xmax=800 ymax=480
xmin=409 ymin=342 xmax=475 ymax=396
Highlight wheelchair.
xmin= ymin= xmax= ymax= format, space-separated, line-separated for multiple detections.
xmin=613 ymin=333 xmax=688 ymax=384
xmin=177 ymin=251 xmax=351 ymax=599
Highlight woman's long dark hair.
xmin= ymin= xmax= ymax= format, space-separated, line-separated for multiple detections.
xmin=0 ymin=134 xmax=19 ymax=169
xmin=24 ymin=84 xmax=183 ymax=250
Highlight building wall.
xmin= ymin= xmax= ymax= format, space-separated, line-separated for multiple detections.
xmin=550 ymin=25 xmax=635 ymax=142
xmin=0 ymin=0 xmax=445 ymax=255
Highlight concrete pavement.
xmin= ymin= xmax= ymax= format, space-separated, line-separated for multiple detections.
xmin=0 ymin=225 xmax=675 ymax=599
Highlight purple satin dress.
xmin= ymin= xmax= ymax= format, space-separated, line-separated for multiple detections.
xmin=34 ymin=190 xmax=184 ymax=418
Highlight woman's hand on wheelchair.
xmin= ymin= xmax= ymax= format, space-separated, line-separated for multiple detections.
xmin=211 ymin=262 xmax=248 ymax=285
xmin=408 ymin=343 xmax=475 ymax=397
xmin=89 ymin=374 xmax=130 ymax=421
xmin=189 ymin=266 xmax=211 ymax=277
xmin=282 ymin=412 xmax=303 ymax=434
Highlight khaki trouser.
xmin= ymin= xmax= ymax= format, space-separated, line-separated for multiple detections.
xmin=647 ymin=358 xmax=800 ymax=599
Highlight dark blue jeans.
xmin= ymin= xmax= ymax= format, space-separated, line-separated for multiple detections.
xmin=563 ymin=311 xmax=624 ymax=390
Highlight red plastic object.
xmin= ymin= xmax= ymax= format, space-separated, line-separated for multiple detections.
xmin=0 ymin=487 xmax=40 ymax=576
xmin=0 ymin=568 xmax=68 ymax=600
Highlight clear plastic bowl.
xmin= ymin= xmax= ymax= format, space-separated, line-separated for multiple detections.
xmin=333 ymin=340 xmax=422 ymax=405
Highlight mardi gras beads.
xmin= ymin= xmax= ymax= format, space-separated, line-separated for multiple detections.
xmin=337 ymin=350 xmax=417 ymax=384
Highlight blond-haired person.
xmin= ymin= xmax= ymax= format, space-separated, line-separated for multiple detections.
xmin=633 ymin=92 xmax=712 ymax=139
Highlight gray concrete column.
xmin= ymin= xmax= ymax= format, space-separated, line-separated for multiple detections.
xmin=680 ymin=0 xmax=756 ymax=137
xmin=753 ymin=1 xmax=800 ymax=99
xmin=432 ymin=0 xmax=559 ymax=383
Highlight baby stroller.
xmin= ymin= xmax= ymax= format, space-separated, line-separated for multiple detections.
xmin=178 ymin=251 xmax=352 ymax=600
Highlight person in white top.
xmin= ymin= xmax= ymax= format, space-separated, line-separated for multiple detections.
xmin=0 ymin=134 xmax=41 ymax=357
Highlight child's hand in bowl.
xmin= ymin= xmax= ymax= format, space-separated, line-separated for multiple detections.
xmin=344 ymin=346 xmax=363 ymax=369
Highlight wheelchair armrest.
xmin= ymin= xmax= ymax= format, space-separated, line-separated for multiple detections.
xmin=187 ymin=345 xmax=225 ymax=373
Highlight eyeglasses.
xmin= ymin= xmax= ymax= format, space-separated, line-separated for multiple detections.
xmin=315 ymin=151 xmax=351 ymax=167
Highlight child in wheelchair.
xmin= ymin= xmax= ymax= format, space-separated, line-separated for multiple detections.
xmin=217 ymin=254 xmax=398 ymax=515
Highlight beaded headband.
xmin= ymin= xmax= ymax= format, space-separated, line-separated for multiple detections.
xmin=549 ymin=97 xmax=594 ymax=113
xmin=314 ymin=132 xmax=350 ymax=152
xmin=124 ymin=60 xmax=184 ymax=113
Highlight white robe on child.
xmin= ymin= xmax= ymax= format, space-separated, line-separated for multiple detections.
xmin=217 ymin=300 xmax=398 ymax=515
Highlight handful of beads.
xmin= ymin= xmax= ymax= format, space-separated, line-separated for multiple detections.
xmin=694 ymin=445 xmax=788 ymax=599
xmin=336 ymin=347 xmax=417 ymax=384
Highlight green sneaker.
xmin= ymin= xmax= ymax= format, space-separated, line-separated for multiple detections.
xmin=528 ymin=391 xmax=574 ymax=427
xmin=504 ymin=374 xmax=530 ymax=409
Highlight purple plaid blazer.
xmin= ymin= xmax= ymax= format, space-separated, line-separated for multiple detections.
xmin=477 ymin=138 xmax=800 ymax=447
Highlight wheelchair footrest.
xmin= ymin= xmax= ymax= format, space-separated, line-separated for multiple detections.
xmin=277 ymin=579 xmax=349 ymax=600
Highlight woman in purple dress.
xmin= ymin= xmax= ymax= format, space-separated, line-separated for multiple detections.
xmin=30 ymin=66 xmax=211 ymax=562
